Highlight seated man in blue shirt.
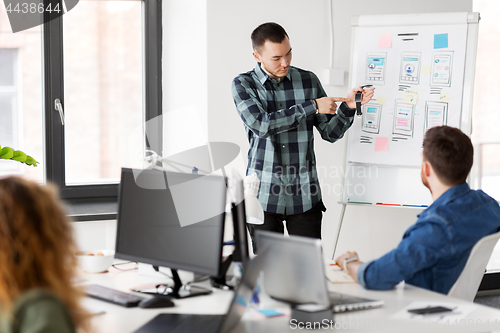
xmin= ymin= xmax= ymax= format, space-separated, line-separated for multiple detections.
xmin=335 ymin=126 xmax=500 ymax=294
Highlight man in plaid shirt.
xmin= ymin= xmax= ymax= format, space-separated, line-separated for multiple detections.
xmin=232 ymin=22 xmax=374 ymax=253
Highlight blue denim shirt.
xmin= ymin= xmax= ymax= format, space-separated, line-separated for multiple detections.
xmin=357 ymin=183 xmax=500 ymax=294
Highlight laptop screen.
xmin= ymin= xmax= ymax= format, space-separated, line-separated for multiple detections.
xmin=255 ymin=230 xmax=331 ymax=306
xmin=219 ymin=247 xmax=269 ymax=333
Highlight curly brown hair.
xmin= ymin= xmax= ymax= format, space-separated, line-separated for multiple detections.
xmin=0 ymin=176 xmax=91 ymax=331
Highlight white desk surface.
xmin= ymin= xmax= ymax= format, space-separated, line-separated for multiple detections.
xmin=81 ymin=264 xmax=500 ymax=333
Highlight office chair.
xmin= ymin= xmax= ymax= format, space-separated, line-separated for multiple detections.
xmin=447 ymin=231 xmax=500 ymax=302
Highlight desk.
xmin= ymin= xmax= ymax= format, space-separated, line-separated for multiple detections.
xmin=82 ymin=265 xmax=500 ymax=333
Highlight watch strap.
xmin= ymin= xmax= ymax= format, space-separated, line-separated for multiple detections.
xmin=355 ymin=91 xmax=362 ymax=116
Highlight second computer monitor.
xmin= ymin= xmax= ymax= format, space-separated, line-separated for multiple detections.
xmin=231 ymin=178 xmax=249 ymax=265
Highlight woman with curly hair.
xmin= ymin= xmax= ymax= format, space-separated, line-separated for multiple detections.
xmin=0 ymin=176 xmax=91 ymax=333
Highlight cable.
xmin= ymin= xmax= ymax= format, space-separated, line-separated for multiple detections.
xmin=153 ymin=265 xmax=173 ymax=279
xmin=111 ymin=261 xmax=138 ymax=272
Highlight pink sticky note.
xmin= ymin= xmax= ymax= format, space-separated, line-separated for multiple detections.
xmin=375 ymin=137 xmax=389 ymax=152
xmin=378 ymin=34 xmax=392 ymax=48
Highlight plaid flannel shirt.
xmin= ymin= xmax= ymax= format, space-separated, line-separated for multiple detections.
xmin=232 ymin=63 xmax=355 ymax=215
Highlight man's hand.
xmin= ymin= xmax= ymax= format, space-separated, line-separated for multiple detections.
xmin=335 ymin=251 xmax=363 ymax=283
xmin=315 ymin=97 xmax=347 ymax=115
xmin=345 ymin=86 xmax=375 ymax=109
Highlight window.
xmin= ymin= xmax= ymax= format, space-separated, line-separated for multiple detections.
xmin=0 ymin=9 xmax=44 ymax=183
xmin=472 ymin=0 xmax=500 ymax=289
xmin=0 ymin=49 xmax=18 ymax=149
xmin=0 ymin=0 xmax=161 ymax=216
xmin=471 ymin=1 xmax=500 ymax=204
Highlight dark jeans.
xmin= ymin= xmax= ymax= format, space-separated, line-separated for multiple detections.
xmin=247 ymin=201 xmax=325 ymax=254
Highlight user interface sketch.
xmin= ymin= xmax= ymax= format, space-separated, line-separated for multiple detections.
xmin=347 ymin=19 xmax=468 ymax=167
xmin=366 ymin=53 xmax=387 ymax=85
xmin=400 ymin=52 xmax=421 ymax=85
xmin=362 ymin=103 xmax=383 ymax=134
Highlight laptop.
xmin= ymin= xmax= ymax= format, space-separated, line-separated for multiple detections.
xmin=132 ymin=248 xmax=268 ymax=333
xmin=255 ymin=230 xmax=384 ymax=313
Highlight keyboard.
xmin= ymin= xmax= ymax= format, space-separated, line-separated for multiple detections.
xmin=134 ymin=314 xmax=225 ymax=333
xmin=85 ymin=284 xmax=146 ymax=307
xmin=328 ymin=291 xmax=384 ymax=313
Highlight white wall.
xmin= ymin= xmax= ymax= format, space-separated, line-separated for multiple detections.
xmin=72 ymin=220 xmax=117 ymax=251
xmin=162 ymin=0 xmax=208 ymax=158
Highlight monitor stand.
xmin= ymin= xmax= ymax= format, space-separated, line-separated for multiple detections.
xmin=210 ymin=254 xmax=235 ymax=290
xmin=152 ymin=267 xmax=212 ymax=299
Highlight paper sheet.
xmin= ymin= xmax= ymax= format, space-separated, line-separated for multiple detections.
xmin=83 ymin=304 xmax=106 ymax=316
xmin=439 ymin=93 xmax=450 ymax=102
xmin=402 ymin=89 xmax=419 ymax=105
xmin=347 ymin=21 xmax=467 ymax=168
xmin=376 ymin=96 xmax=386 ymax=105
xmin=421 ymin=66 xmax=431 ymax=74
xmin=325 ymin=266 xmax=355 ymax=283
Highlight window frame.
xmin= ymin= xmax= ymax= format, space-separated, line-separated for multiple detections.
xmin=0 ymin=48 xmax=20 ymax=174
xmin=42 ymin=0 xmax=162 ymax=204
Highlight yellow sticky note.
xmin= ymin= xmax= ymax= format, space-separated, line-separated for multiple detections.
xmin=402 ymin=89 xmax=419 ymax=105
xmin=439 ymin=93 xmax=450 ymax=102
xmin=376 ymin=96 xmax=386 ymax=105
xmin=421 ymin=66 xmax=431 ymax=74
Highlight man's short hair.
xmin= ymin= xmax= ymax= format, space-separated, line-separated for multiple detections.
xmin=251 ymin=22 xmax=289 ymax=52
xmin=422 ymin=126 xmax=473 ymax=186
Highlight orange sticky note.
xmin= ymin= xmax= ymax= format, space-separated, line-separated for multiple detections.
xmin=375 ymin=137 xmax=389 ymax=151
xmin=378 ymin=34 xmax=392 ymax=48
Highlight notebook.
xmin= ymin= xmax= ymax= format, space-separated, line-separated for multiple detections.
xmin=255 ymin=230 xmax=384 ymax=313
xmin=132 ymin=248 xmax=268 ymax=333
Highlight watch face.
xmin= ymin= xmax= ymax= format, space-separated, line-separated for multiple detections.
xmin=355 ymin=91 xmax=362 ymax=102
xmin=344 ymin=256 xmax=359 ymax=264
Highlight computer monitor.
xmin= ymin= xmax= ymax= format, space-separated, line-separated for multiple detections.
xmin=210 ymin=175 xmax=250 ymax=290
xmin=115 ymin=168 xmax=226 ymax=298
xmin=230 ymin=176 xmax=249 ymax=265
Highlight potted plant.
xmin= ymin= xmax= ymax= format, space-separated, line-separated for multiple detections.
xmin=0 ymin=146 xmax=39 ymax=167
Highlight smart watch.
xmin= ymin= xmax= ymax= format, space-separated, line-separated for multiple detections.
xmin=355 ymin=85 xmax=373 ymax=117
xmin=343 ymin=256 xmax=359 ymax=268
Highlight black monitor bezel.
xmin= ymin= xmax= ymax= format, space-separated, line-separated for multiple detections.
xmin=114 ymin=168 xmax=226 ymax=277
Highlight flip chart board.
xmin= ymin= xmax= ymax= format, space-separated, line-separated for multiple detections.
xmin=341 ymin=12 xmax=479 ymax=205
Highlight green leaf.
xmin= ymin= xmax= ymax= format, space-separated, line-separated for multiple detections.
xmin=12 ymin=150 xmax=27 ymax=162
xmin=24 ymin=156 xmax=39 ymax=167
xmin=0 ymin=147 xmax=14 ymax=160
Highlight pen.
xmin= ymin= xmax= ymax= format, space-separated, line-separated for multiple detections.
xmin=402 ymin=204 xmax=428 ymax=207
xmin=347 ymin=201 xmax=371 ymax=205
xmin=376 ymin=203 xmax=401 ymax=206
